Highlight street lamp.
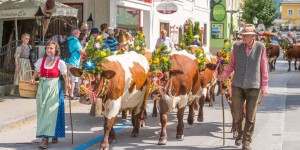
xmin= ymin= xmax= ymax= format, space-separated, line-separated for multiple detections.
xmin=87 ymin=13 xmax=94 ymax=28
xmin=237 ymin=9 xmax=243 ymax=31
xmin=253 ymin=17 xmax=258 ymax=26
xmin=35 ymin=6 xmax=45 ymax=26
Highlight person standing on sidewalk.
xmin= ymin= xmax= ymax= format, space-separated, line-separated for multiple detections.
xmin=13 ymin=33 xmax=33 ymax=95
xmin=29 ymin=41 xmax=70 ymax=149
xmin=155 ymin=29 xmax=174 ymax=51
xmin=65 ymin=27 xmax=86 ymax=100
xmin=217 ymin=24 xmax=268 ymax=150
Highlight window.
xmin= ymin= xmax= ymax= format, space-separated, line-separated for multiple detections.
xmin=288 ymin=9 xmax=293 ymax=16
xmin=298 ymin=9 xmax=300 ymax=16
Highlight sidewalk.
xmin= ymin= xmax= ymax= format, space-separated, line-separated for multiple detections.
xmin=0 ymin=96 xmax=81 ymax=132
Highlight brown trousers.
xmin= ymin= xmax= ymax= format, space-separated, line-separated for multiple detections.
xmin=232 ymin=85 xmax=260 ymax=145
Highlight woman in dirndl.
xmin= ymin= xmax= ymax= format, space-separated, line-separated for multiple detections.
xmin=13 ymin=33 xmax=33 ymax=93
xmin=29 ymin=41 xmax=71 ymax=149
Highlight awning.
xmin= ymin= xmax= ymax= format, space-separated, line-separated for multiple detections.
xmin=0 ymin=0 xmax=78 ymax=20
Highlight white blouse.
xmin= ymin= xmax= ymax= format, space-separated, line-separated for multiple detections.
xmin=34 ymin=58 xmax=67 ymax=75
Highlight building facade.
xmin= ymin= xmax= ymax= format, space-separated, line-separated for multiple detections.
xmin=281 ymin=0 xmax=300 ymax=28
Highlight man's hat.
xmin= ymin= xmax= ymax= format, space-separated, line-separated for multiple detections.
xmin=240 ymin=24 xmax=257 ymax=35
xmin=107 ymin=29 xmax=115 ymax=35
xmin=194 ymin=35 xmax=199 ymax=38
xmin=90 ymin=28 xmax=100 ymax=34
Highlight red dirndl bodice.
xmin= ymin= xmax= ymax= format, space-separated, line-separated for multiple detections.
xmin=40 ymin=57 xmax=60 ymax=78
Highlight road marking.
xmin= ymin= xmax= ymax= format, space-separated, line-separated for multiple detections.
xmin=74 ymin=111 xmax=153 ymax=150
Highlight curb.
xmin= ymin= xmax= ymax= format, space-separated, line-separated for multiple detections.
xmin=0 ymin=100 xmax=83 ymax=132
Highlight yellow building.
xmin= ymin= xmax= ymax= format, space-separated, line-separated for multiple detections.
xmin=281 ymin=0 xmax=300 ymax=27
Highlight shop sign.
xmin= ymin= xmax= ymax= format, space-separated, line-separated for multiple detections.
xmin=212 ymin=4 xmax=226 ymax=21
xmin=156 ymin=3 xmax=178 ymax=14
xmin=0 ymin=9 xmax=34 ymax=19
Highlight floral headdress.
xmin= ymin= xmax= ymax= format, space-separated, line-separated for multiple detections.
xmin=129 ymin=31 xmax=147 ymax=55
xmin=186 ymin=47 xmax=206 ymax=71
xmin=82 ymin=35 xmax=113 ymax=74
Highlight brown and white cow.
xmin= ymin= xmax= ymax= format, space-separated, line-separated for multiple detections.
xmin=70 ymin=51 xmax=150 ymax=150
xmin=285 ymin=43 xmax=300 ymax=71
xmin=150 ymin=51 xmax=203 ymax=145
xmin=266 ymin=44 xmax=280 ymax=72
xmin=197 ymin=55 xmax=218 ymax=122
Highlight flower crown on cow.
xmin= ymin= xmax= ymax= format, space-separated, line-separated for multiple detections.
xmin=149 ymin=44 xmax=172 ymax=72
xmin=81 ymin=35 xmax=113 ymax=74
xmin=129 ymin=31 xmax=147 ymax=55
xmin=186 ymin=47 xmax=206 ymax=71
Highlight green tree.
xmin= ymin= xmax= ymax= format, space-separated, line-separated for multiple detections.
xmin=241 ymin=0 xmax=277 ymax=28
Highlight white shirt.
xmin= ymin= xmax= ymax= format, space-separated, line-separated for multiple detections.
xmin=34 ymin=58 xmax=67 ymax=75
xmin=155 ymin=37 xmax=174 ymax=51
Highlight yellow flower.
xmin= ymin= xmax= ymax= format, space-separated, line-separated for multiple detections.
xmin=153 ymin=58 xmax=160 ymax=64
xmin=100 ymin=51 xmax=107 ymax=57
xmin=224 ymin=42 xmax=230 ymax=47
xmin=149 ymin=59 xmax=152 ymax=65
xmin=180 ymin=43 xmax=183 ymax=46
xmin=197 ymin=59 xmax=201 ymax=63
xmin=130 ymin=45 xmax=135 ymax=49
xmin=97 ymin=35 xmax=103 ymax=41
xmin=156 ymin=47 xmax=161 ymax=52
xmin=162 ymin=57 xmax=169 ymax=62
xmin=139 ymin=33 xmax=144 ymax=39
xmin=142 ymin=47 xmax=146 ymax=51
xmin=203 ymin=57 xmax=207 ymax=62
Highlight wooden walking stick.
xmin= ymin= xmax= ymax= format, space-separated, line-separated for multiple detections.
xmin=67 ymin=66 xmax=74 ymax=144
xmin=218 ymin=61 xmax=225 ymax=145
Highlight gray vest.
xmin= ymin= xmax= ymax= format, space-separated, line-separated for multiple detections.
xmin=232 ymin=41 xmax=264 ymax=89
xmin=19 ymin=44 xmax=31 ymax=59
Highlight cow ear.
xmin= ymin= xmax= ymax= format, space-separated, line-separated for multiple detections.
xmin=169 ymin=69 xmax=184 ymax=76
xmin=206 ymin=63 xmax=217 ymax=70
xmin=101 ymin=70 xmax=116 ymax=79
xmin=69 ymin=67 xmax=82 ymax=77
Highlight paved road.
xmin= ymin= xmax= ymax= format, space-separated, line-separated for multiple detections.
xmin=0 ymin=58 xmax=300 ymax=150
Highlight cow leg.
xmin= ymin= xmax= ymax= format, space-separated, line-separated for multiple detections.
xmin=109 ymin=126 xmax=117 ymax=144
xmin=268 ymin=61 xmax=272 ymax=72
xmin=100 ymin=117 xmax=116 ymax=150
xmin=197 ymin=95 xmax=205 ymax=122
xmin=294 ymin=59 xmax=297 ymax=70
xmin=209 ymin=84 xmax=216 ymax=107
xmin=187 ymin=99 xmax=196 ymax=125
xmin=205 ymin=87 xmax=210 ymax=103
xmin=121 ymin=110 xmax=127 ymax=119
xmin=152 ymin=100 xmax=158 ymax=117
xmin=176 ymin=107 xmax=186 ymax=140
xmin=273 ymin=59 xmax=276 ymax=71
xmin=288 ymin=60 xmax=291 ymax=71
xmin=158 ymin=112 xmax=168 ymax=145
xmin=131 ymin=113 xmax=141 ymax=137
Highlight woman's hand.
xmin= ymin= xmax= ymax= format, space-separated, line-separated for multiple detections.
xmin=29 ymin=78 xmax=35 ymax=85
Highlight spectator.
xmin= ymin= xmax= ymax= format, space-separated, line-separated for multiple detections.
xmin=88 ymin=28 xmax=100 ymax=41
xmin=155 ymin=29 xmax=174 ymax=51
xmin=100 ymin=23 xmax=109 ymax=39
xmin=105 ymin=29 xmax=118 ymax=51
xmin=259 ymin=37 xmax=266 ymax=45
xmin=13 ymin=33 xmax=33 ymax=95
xmin=270 ymin=28 xmax=279 ymax=45
xmin=114 ymin=29 xmax=120 ymax=43
xmin=65 ymin=27 xmax=85 ymax=99
xmin=190 ymin=35 xmax=202 ymax=47
xmin=287 ymin=31 xmax=296 ymax=44
xmin=79 ymin=22 xmax=89 ymax=47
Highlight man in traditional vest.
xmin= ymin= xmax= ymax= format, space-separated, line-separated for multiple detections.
xmin=218 ymin=24 xmax=268 ymax=150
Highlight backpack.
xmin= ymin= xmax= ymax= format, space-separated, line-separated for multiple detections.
xmin=60 ymin=38 xmax=75 ymax=62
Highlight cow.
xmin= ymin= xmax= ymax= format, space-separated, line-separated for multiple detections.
xmin=70 ymin=51 xmax=150 ymax=150
xmin=266 ymin=44 xmax=280 ymax=72
xmin=197 ymin=55 xmax=218 ymax=122
xmin=285 ymin=43 xmax=300 ymax=71
xmin=150 ymin=50 xmax=202 ymax=145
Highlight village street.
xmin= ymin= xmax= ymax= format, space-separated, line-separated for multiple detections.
xmin=0 ymin=57 xmax=300 ymax=150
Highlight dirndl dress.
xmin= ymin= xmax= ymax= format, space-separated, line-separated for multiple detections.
xmin=34 ymin=57 xmax=67 ymax=138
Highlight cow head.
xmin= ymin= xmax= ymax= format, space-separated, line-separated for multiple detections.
xmin=150 ymin=69 xmax=183 ymax=100
xmin=69 ymin=67 xmax=116 ymax=105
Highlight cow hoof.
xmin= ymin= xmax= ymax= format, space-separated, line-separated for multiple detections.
xmin=158 ymin=138 xmax=167 ymax=145
xmin=209 ymin=103 xmax=213 ymax=107
xmin=101 ymin=147 xmax=109 ymax=150
xmin=140 ymin=122 xmax=145 ymax=127
xmin=176 ymin=135 xmax=184 ymax=140
xmin=109 ymin=139 xmax=117 ymax=144
xmin=288 ymin=69 xmax=291 ymax=72
xmin=131 ymin=132 xmax=139 ymax=138
xmin=187 ymin=117 xmax=194 ymax=125
xmin=197 ymin=117 xmax=204 ymax=122
xmin=152 ymin=114 xmax=157 ymax=117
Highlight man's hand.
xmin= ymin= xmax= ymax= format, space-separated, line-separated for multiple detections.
xmin=260 ymin=90 xmax=267 ymax=99
xmin=29 ymin=78 xmax=35 ymax=85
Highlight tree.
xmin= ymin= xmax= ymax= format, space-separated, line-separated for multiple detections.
xmin=241 ymin=0 xmax=277 ymax=28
